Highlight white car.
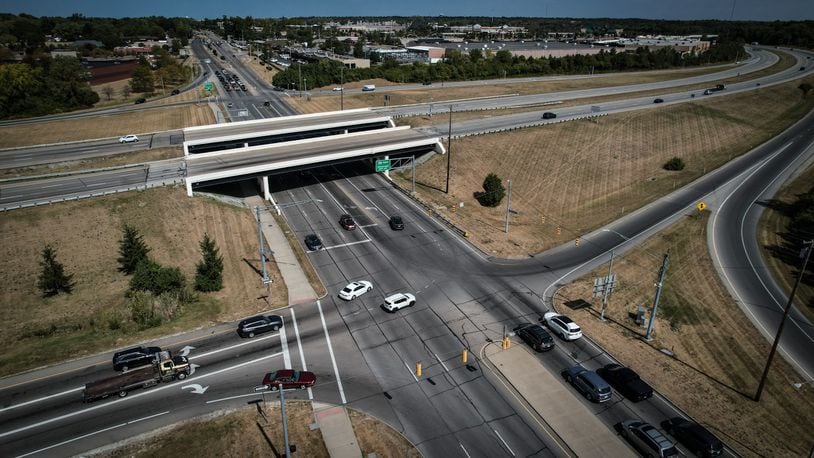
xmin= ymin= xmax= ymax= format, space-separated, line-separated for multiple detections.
xmin=332 ymin=87 xmax=343 ymax=92
xmin=543 ymin=312 xmax=582 ymax=341
xmin=119 ymin=134 xmax=139 ymax=143
xmin=338 ymin=280 xmax=373 ymax=300
xmin=381 ymin=293 xmax=416 ymax=312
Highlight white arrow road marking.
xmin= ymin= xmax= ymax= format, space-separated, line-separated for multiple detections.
xmin=0 ymin=351 xmax=283 ymax=440
xmin=181 ymin=384 xmax=209 ymax=395
xmin=179 ymin=345 xmax=195 ymax=357
xmin=189 ymin=363 xmax=200 ymax=376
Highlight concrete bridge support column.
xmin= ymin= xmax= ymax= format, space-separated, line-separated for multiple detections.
xmin=185 ymin=179 xmax=193 ymax=197
xmin=259 ymin=176 xmax=281 ymax=215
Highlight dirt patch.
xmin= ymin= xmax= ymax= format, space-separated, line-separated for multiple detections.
xmin=95 ymin=401 xmax=419 ymax=458
xmin=0 ymin=105 xmax=215 ymax=149
xmin=0 ymin=186 xmax=286 ymax=376
xmin=0 ymin=147 xmax=184 ymax=179
xmin=393 ymin=76 xmax=814 ymax=258
xmin=557 ymin=212 xmax=814 ymax=457
xmin=757 ymin=163 xmax=814 ymax=324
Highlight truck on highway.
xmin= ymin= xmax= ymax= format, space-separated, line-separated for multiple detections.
xmin=83 ymin=352 xmax=190 ymax=402
xmin=362 ymin=84 xmax=376 ymax=92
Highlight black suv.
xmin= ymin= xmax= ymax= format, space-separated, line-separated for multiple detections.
xmin=112 ymin=346 xmax=162 ymax=371
xmin=389 ymin=215 xmax=404 ymax=230
xmin=596 ymin=363 xmax=653 ymax=402
xmin=542 ymin=112 xmax=556 ymax=119
xmin=514 ymin=323 xmax=554 ymax=352
xmin=304 ymin=234 xmax=323 ymax=251
xmin=661 ymin=417 xmax=723 ymax=457
xmin=237 ymin=315 xmax=283 ymax=338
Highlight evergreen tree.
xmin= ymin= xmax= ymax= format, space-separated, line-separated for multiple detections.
xmin=195 ymin=233 xmax=224 ymax=292
xmin=479 ymin=173 xmax=506 ymax=207
xmin=118 ymin=224 xmax=151 ymax=274
xmin=130 ymin=58 xmax=154 ymax=93
xmin=38 ymin=244 xmax=74 ymax=296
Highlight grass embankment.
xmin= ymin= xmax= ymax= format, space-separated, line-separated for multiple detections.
xmin=757 ymin=164 xmax=814 ymax=324
xmin=290 ymin=50 xmax=795 ymax=115
xmin=97 ymin=402 xmax=419 ymax=458
xmin=0 ymin=187 xmax=286 ymax=377
xmin=0 ymin=147 xmax=184 ymax=179
xmin=557 ymin=211 xmax=814 ymax=457
xmin=392 ymin=75 xmax=814 ymax=258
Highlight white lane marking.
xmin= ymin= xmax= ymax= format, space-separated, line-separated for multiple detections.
xmin=0 ymin=332 xmax=280 ymax=413
xmin=493 ymin=429 xmax=516 ymax=456
xmin=358 ymin=224 xmax=379 ymax=228
xmin=711 ymin=142 xmax=814 ymax=379
xmin=404 ymin=361 xmax=419 ymax=382
xmin=434 ymin=353 xmax=450 ymax=372
xmin=280 ymin=318 xmax=291 ymax=370
xmin=188 ymin=332 xmax=279 ymax=360
xmin=460 ymin=442 xmax=471 ymax=458
xmin=206 ymin=392 xmax=263 ymax=404
xmin=0 ymin=387 xmax=83 ymax=414
xmin=317 ymin=300 xmax=346 ymax=404
xmin=0 ymin=351 xmax=283 ymax=440
xmin=15 ymin=410 xmax=170 ymax=458
xmin=324 ymin=239 xmax=372 ymax=251
xmin=290 ymin=308 xmax=313 ymax=400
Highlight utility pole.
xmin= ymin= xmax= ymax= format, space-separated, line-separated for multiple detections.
xmin=445 ymin=105 xmax=452 ymax=194
xmin=600 ymin=249 xmax=615 ymax=321
xmin=340 ymin=65 xmax=344 ymax=111
xmin=279 ymin=383 xmax=291 ymax=457
xmin=754 ymin=240 xmax=813 ymax=401
xmin=504 ymin=179 xmax=512 ymax=234
xmin=255 ymin=206 xmax=269 ymax=285
xmin=298 ymin=64 xmax=302 ymax=98
xmin=645 ymin=254 xmax=669 ymax=341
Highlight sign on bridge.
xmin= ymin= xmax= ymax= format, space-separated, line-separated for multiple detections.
xmin=375 ymin=159 xmax=391 ymax=172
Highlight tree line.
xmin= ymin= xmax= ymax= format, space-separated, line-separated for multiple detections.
xmin=272 ymin=41 xmax=744 ymax=90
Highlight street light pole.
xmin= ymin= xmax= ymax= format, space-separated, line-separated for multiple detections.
xmin=279 ymin=383 xmax=291 ymax=457
xmin=445 ymin=105 xmax=452 ymax=194
xmin=645 ymin=254 xmax=669 ymax=341
xmin=600 ymin=249 xmax=615 ymax=321
xmin=754 ymin=240 xmax=813 ymax=401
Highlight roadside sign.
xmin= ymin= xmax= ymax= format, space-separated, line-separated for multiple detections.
xmin=204 ymin=82 xmax=214 ymax=91
xmin=697 ymin=202 xmax=707 ymax=211
xmin=375 ymin=159 xmax=391 ymax=172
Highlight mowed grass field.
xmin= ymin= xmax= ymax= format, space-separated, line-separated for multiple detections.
xmin=0 ymin=104 xmax=215 ymax=149
xmin=757 ymin=164 xmax=814 ymax=325
xmin=393 ymin=76 xmax=814 ymax=257
xmin=557 ymin=212 xmax=814 ymax=457
xmin=0 ymin=186 xmax=286 ymax=376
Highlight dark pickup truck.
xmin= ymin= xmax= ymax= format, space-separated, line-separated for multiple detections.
xmin=596 ymin=363 xmax=653 ymax=402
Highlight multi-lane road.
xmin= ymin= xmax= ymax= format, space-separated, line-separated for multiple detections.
xmin=1 ymin=38 xmax=813 ymax=457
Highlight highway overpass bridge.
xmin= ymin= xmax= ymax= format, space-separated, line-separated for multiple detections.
xmin=184 ymin=116 xmax=444 ymax=202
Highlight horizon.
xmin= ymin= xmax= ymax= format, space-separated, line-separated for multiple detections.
xmin=2 ymin=0 xmax=813 ymax=22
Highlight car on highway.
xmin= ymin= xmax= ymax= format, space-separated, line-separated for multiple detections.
xmin=237 ymin=314 xmax=282 ymax=338
xmin=134 ymin=97 xmax=146 ymax=104
xmin=542 ymin=112 xmax=557 ymax=119
xmin=596 ymin=363 xmax=653 ymax=402
xmin=381 ymin=292 xmax=416 ymax=312
xmin=332 ymin=87 xmax=343 ymax=92
xmin=339 ymin=214 xmax=356 ymax=230
xmin=561 ymin=365 xmax=612 ymax=403
xmin=263 ymin=101 xmax=271 ymax=107
xmin=389 ymin=215 xmax=404 ymax=230
xmin=542 ymin=312 xmax=582 ymax=341
xmin=262 ymin=370 xmax=316 ymax=390
xmin=619 ymin=420 xmax=679 ymax=457
xmin=112 ymin=346 xmax=162 ymax=371
xmin=513 ymin=323 xmax=554 ymax=352
xmin=171 ymin=89 xmax=180 ymax=95
xmin=118 ymin=134 xmax=139 ymax=144
xmin=227 ymin=102 xmax=233 ymax=108
xmin=654 ymin=98 xmax=664 ymax=103
xmin=304 ymin=234 xmax=323 ymax=251
xmin=660 ymin=417 xmax=723 ymax=457
xmin=338 ymin=280 xmax=373 ymax=300
xmin=422 ymin=81 xmax=432 ymax=85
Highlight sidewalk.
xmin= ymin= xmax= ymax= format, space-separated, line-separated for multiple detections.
xmin=312 ymin=402 xmax=363 ymax=458
xmin=245 ymin=196 xmax=317 ymax=305
xmin=483 ymin=343 xmax=635 ymax=458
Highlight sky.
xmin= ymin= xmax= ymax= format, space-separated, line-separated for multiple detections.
xmin=3 ymin=0 xmax=813 ymax=21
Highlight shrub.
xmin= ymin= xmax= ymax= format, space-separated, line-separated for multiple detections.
xmin=477 ymin=173 xmax=506 ymax=207
xmin=129 ymin=259 xmax=186 ymax=296
xmin=663 ymin=156 xmax=685 ymax=171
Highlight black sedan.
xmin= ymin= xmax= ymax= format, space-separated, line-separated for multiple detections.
xmin=596 ymin=363 xmax=653 ymax=402
xmin=653 ymin=98 xmax=664 ymax=103
xmin=304 ymin=234 xmax=323 ymax=251
xmin=389 ymin=215 xmax=404 ymax=230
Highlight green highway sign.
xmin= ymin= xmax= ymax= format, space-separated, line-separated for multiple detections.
xmin=375 ymin=159 xmax=391 ymax=172
xmin=204 ymin=82 xmax=214 ymax=91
